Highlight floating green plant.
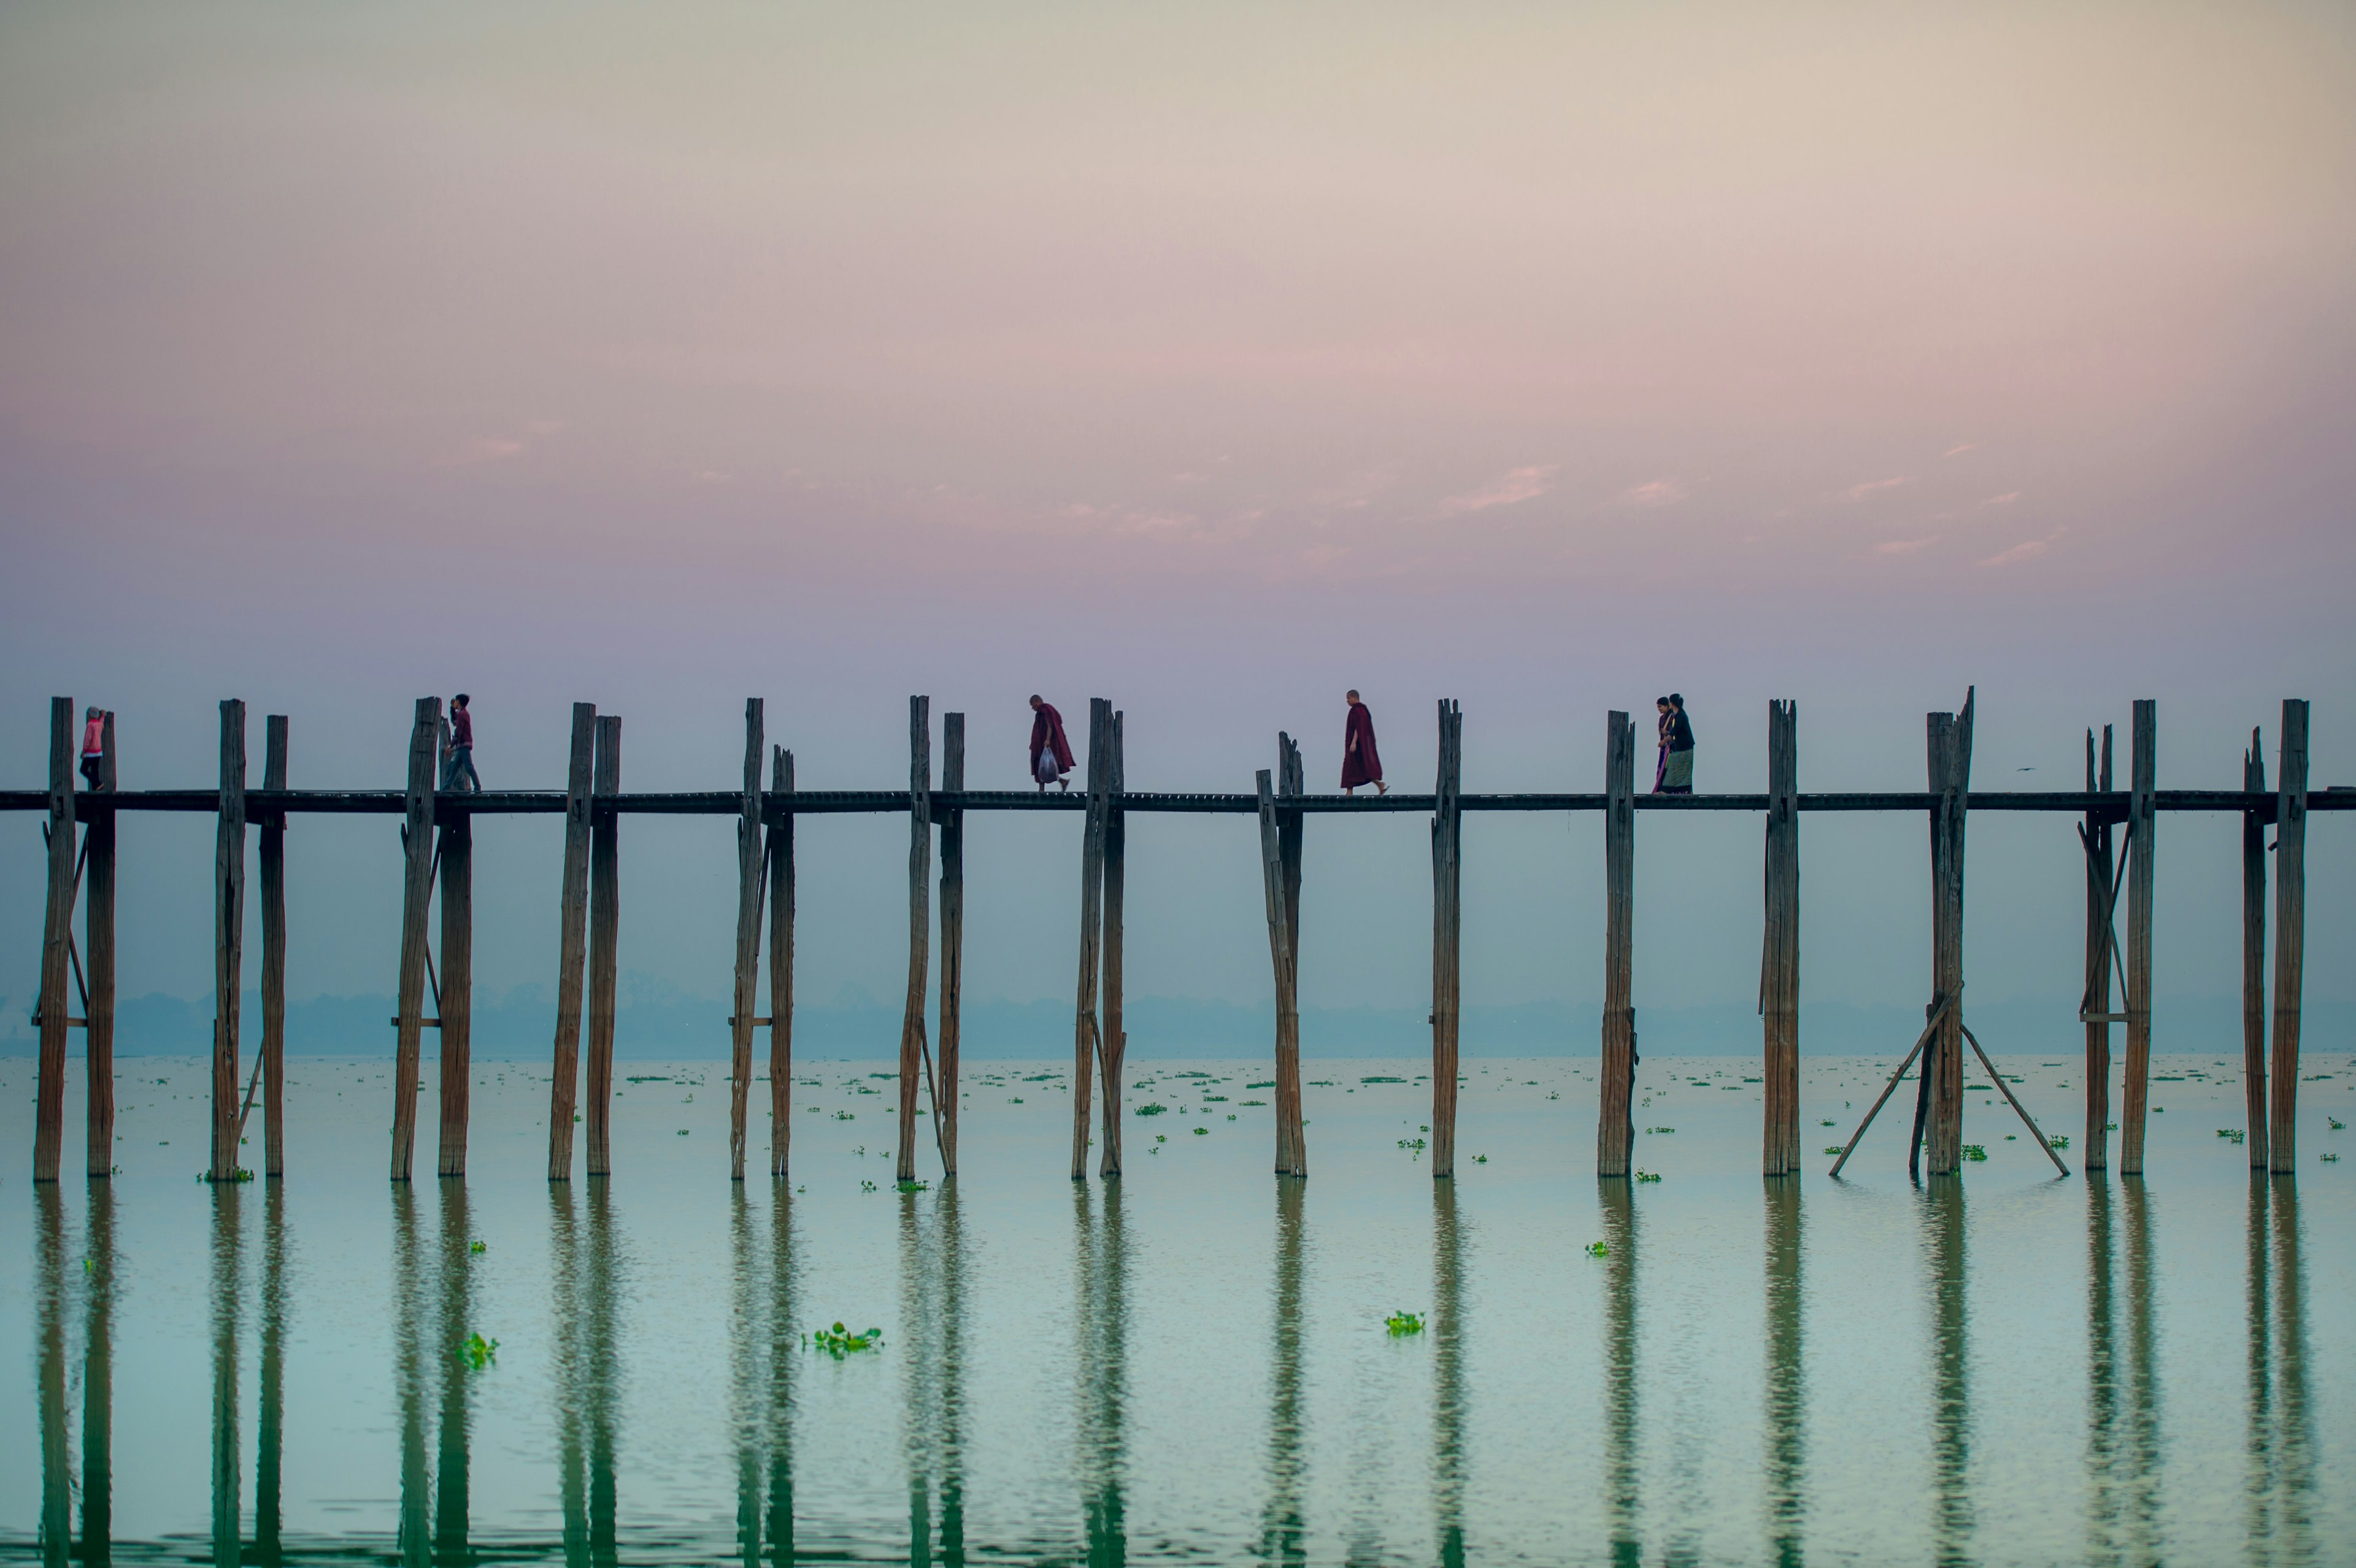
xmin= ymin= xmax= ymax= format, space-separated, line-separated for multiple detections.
xmin=1155 ymin=1134 xmax=1167 ymax=1143
xmin=2323 ymin=1153 xmax=2341 ymax=1163
xmin=1398 ymin=1137 xmax=1427 ymax=1153
xmin=807 ymin=1322 xmax=884 ymax=1357
xmin=1474 ymin=1154 xmax=1488 ymax=1164
xmin=1361 ymin=1075 xmax=1406 ymax=1084
xmin=1241 ymin=1099 xmax=1268 ymax=1107
xmin=898 ymin=1179 xmax=929 ymax=1193
xmin=860 ymin=1180 xmax=877 ymax=1192
xmin=1823 ymin=1145 xmax=1845 ymax=1156
xmin=677 ymin=1129 xmax=690 ymax=1136
xmin=197 ymin=1167 xmax=256 ymax=1183
xmin=1248 ymin=1080 xmax=1275 ymax=1089
xmin=469 ymin=1240 xmax=487 ymax=1255
xmin=1009 ymin=1097 xmax=1024 ymax=1104
xmin=460 ymin=1332 xmax=499 ymax=1370
xmin=1645 ymin=1126 xmax=1676 ymax=1135
xmin=1634 ymin=1169 xmax=1662 ymax=1183
xmin=1193 ymin=1126 xmax=1209 ymax=1136
xmin=1134 ymin=1103 xmax=1168 ymax=1116
xmin=2049 ymin=1134 xmax=2070 ymax=1149
xmin=2218 ymin=1128 xmax=2246 ymax=1143
xmin=834 ymin=1110 xmax=855 ymax=1120
xmin=2330 ymin=1117 xmax=2346 ymax=1131
xmin=1584 ymin=1240 xmax=1609 ymax=1258
xmin=1385 ymin=1310 xmax=1425 ymax=1336
xmin=1961 ymin=1145 xmax=1988 ymax=1161
xmin=1820 ymin=1119 xmax=1836 ymax=1126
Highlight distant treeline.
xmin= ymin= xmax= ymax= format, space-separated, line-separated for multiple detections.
xmin=3 ymin=976 xmax=2336 ymax=1060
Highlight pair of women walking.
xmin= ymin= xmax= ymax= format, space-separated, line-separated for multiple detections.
xmin=1025 ymin=691 xmax=1390 ymax=794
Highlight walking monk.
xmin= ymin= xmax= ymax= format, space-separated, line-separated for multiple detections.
xmin=1028 ymin=694 xmax=1076 ymax=792
xmin=1341 ymin=690 xmax=1388 ymax=796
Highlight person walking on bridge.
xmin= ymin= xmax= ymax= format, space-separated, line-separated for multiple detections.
xmin=79 ymin=706 xmax=106 ymax=791
xmin=442 ymin=693 xmax=481 ymax=793
xmin=1654 ymin=693 xmax=1695 ymax=794
xmin=1341 ymin=690 xmax=1388 ymax=796
xmin=1028 ymin=694 xmax=1075 ymax=792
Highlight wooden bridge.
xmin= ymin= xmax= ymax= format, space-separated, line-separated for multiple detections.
xmin=13 ymin=691 xmax=2333 ymax=1191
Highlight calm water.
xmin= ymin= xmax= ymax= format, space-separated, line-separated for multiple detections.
xmin=2 ymin=1050 xmax=2350 ymax=1565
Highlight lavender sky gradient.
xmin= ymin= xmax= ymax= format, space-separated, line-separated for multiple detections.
xmin=2 ymin=2 xmax=2350 ymax=1036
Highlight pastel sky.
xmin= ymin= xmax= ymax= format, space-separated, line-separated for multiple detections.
xmin=2 ymin=2 xmax=2350 ymax=1032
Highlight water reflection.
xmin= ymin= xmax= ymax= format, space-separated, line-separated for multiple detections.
xmin=393 ymin=1189 xmax=429 ymax=1566
xmin=551 ymin=1181 xmax=623 ymax=1566
xmin=1262 ymin=1179 xmax=1307 ymax=1567
xmin=2121 ymin=1180 xmax=2160 ymax=1559
xmin=1923 ymin=1179 xmax=1969 ymax=1566
xmin=215 ymin=1184 xmax=245 ymax=1568
xmin=1762 ymin=1181 xmax=1804 ymax=1568
xmin=768 ymin=1185 xmax=800 ymax=1564
xmin=1430 ymin=1183 xmax=1467 ymax=1568
xmin=2255 ymin=1177 xmax=2316 ymax=1561
xmin=436 ymin=1182 xmax=475 ymax=1562
xmin=731 ymin=1189 xmax=762 ymax=1568
xmin=256 ymin=1183 xmax=287 ymax=1568
xmin=1071 ymin=1183 xmax=1125 ymax=1567
xmin=36 ymin=1187 xmax=68 ymax=1568
xmin=1600 ymin=1182 xmax=1638 ymax=1568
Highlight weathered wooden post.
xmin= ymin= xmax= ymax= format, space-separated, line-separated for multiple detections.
xmin=547 ymin=704 xmax=595 ymax=1181
xmin=1255 ymin=766 xmax=1304 ymax=1176
xmin=1071 ymin=699 xmax=1111 ymax=1180
xmin=940 ymin=717 xmax=967 ymax=1177
xmin=2119 ymin=699 xmax=2156 ymax=1175
xmin=766 ymin=746 xmax=796 ymax=1179
xmin=434 ymin=786 xmax=473 ymax=1179
xmin=390 ymin=698 xmax=439 ymax=1182
xmin=898 ymin=696 xmax=933 ymax=1185
xmin=2267 ymin=699 xmax=2308 ymax=1174
xmin=1760 ymin=699 xmax=1800 ymax=1176
xmin=260 ymin=716 xmax=287 ymax=1179
xmin=730 ymin=699 xmax=765 ymax=1182
xmin=213 ymin=699 xmax=249 ymax=1183
xmin=1922 ymin=693 xmax=1973 ymax=1177
xmin=1598 ymin=710 xmax=1636 ymax=1178
xmin=1098 ymin=712 xmax=1125 ymax=1179
xmin=86 ymin=712 xmax=118 ymax=1180
xmin=1430 ymin=702 xmax=1463 ymax=1180
xmin=34 ymin=698 xmax=75 ymax=1182
xmin=2241 ymin=729 xmax=2268 ymax=1167
xmin=585 ymin=715 xmax=622 ymax=1178
xmin=2082 ymin=726 xmax=2115 ymax=1170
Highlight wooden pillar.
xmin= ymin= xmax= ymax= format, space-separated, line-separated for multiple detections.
xmin=730 ymin=699 xmax=765 ymax=1182
xmin=434 ymin=794 xmax=473 ymax=1178
xmin=585 ymin=715 xmax=622 ymax=1178
xmin=1760 ymin=699 xmax=1800 ymax=1176
xmin=1097 ymin=712 xmax=1125 ymax=1179
xmin=86 ymin=712 xmax=118 ymax=1181
xmin=1430 ymin=702 xmax=1462 ymax=1180
xmin=2083 ymin=726 xmax=2115 ymax=1170
xmin=2267 ymin=699 xmax=2308 ymax=1174
xmin=767 ymin=746 xmax=796 ymax=1179
xmin=546 ymin=703 xmax=596 ymax=1181
xmin=259 ymin=716 xmax=287 ymax=1180
xmin=898 ymin=696 xmax=933 ymax=1185
xmin=34 ymin=697 xmax=75 ymax=1183
xmin=2119 ymin=699 xmax=2155 ymax=1175
xmin=1255 ymin=767 xmax=1303 ymax=1176
xmin=1598 ymin=710 xmax=1636 ymax=1178
xmin=1923 ymin=691 xmax=1973 ymax=1177
xmin=390 ymin=698 xmax=440 ymax=1182
xmin=1071 ymin=699 xmax=1111 ymax=1180
xmin=939 ymin=717 xmax=966 ymax=1178
xmin=213 ymin=699 xmax=249 ymax=1183
xmin=2241 ymin=729 xmax=2268 ymax=1168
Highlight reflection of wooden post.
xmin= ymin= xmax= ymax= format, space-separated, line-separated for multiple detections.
xmin=585 ymin=717 xmax=622 ymax=1178
xmin=87 ymin=715 xmax=120 ymax=1180
xmin=940 ymin=717 xmax=967 ymax=1178
xmin=213 ymin=699 xmax=249 ymax=1184
xmin=34 ymin=698 xmax=75 ymax=1183
xmin=767 ymin=747 xmax=796 ymax=1179
xmin=730 ymin=699 xmax=765 ymax=1182
xmin=260 ymin=717 xmax=287 ymax=1179
xmin=1598 ymin=710 xmax=1636 ymax=1178
xmin=434 ymin=796 xmax=473 ymax=1178
xmin=1071 ymin=699 xmax=1110 ymax=1180
xmin=1760 ymin=700 xmax=1800 ymax=1176
xmin=1430 ymin=704 xmax=1462 ymax=1180
xmin=2267 ymin=699 xmax=2308 ymax=1174
xmin=2241 ymin=730 xmax=2268 ymax=1169
xmin=898 ymin=696 xmax=932 ymax=1185
xmin=1256 ymin=766 xmax=1303 ymax=1176
xmin=2082 ymin=727 xmax=2115 ymax=1170
xmin=2119 ymin=700 xmax=2155 ymax=1175
xmin=547 ymin=704 xmax=596 ymax=1180
xmin=390 ymin=698 xmax=439 ymax=1182
xmin=1097 ymin=713 xmax=1124 ymax=1178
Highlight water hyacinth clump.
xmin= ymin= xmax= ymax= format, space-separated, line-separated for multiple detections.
xmin=1385 ymin=1310 xmax=1425 ymax=1337
xmin=460 ymin=1332 xmax=498 ymax=1370
xmin=807 ymin=1323 xmax=884 ymax=1358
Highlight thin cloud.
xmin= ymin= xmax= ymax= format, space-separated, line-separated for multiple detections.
xmin=1873 ymin=536 xmax=1938 ymax=556
xmin=1439 ymin=464 xmax=1556 ymax=515
xmin=1982 ymin=491 xmax=2021 ymax=506
xmin=1620 ymin=478 xmax=1687 ymax=508
xmin=1843 ymin=477 xmax=1909 ymax=501
xmin=1978 ymin=538 xmax=2050 ymax=567
xmin=1944 ymin=443 xmax=1976 ymax=458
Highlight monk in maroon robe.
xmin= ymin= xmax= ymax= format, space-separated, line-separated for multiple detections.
xmin=1028 ymin=694 xmax=1076 ymax=792
xmin=1341 ymin=690 xmax=1387 ymax=794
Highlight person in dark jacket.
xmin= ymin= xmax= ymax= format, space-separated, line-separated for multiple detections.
xmin=1028 ymin=695 xmax=1075 ymax=792
xmin=1657 ymin=693 xmax=1695 ymax=794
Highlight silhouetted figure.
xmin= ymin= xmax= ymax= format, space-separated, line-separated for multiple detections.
xmin=1653 ymin=693 xmax=1694 ymax=794
xmin=443 ymin=694 xmax=481 ymax=793
xmin=1028 ymin=695 xmax=1074 ymax=793
xmin=1341 ymin=691 xmax=1387 ymax=796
